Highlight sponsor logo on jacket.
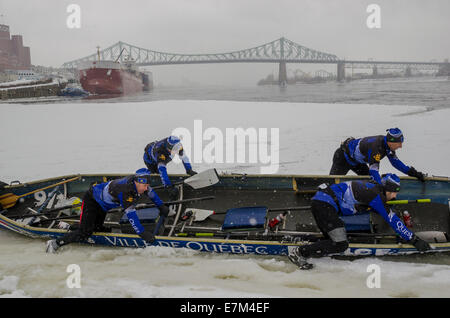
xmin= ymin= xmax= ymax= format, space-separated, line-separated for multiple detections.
xmin=396 ymin=220 xmax=413 ymax=240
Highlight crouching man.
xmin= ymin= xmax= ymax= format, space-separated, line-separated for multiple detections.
xmin=143 ymin=135 xmax=197 ymax=200
xmin=330 ymin=128 xmax=426 ymax=184
xmin=289 ymin=173 xmax=431 ymax=269
xmin=46 ymin=171 xmax=169 ymax=253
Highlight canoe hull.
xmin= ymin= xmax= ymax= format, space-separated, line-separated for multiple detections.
xmin=1 ymin=213 xmax=449 ymax=257
xmin=1 ymin=173 xmax=449 ymax=257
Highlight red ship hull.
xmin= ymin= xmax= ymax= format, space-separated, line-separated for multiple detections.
xmin=78 ymin=60 xmax=150 ymax=95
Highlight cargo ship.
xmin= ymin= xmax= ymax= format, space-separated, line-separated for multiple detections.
xmin=78 ymin=53 xmax=152 ymax=95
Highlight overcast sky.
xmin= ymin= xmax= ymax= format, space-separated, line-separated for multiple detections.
xmin=1 ymin=0 xmax=449 ymax=85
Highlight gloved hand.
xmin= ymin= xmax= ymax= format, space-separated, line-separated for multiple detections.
xmin=167 ymin=185 xmax=179 ymax=201
xmin=408 ymin=167 xmax=426 ymax=182
xmin=411 ymin=235 xmax=431 ymax=252
xmin=139 ymin=230 xmax=155 ymax=244
xmin=186 ymin=169 xmax=197 ymax=176
xmin=158 ymin=204 xmax=170 ymax=218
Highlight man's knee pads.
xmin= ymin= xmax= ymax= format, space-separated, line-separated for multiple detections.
xmin=328 ymin=227 xmax=348 ymax=243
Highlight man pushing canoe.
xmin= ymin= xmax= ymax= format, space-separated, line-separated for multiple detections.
xmin=288 ymin=173 xmax=432 ymax=269
xmin=143 ymin=136 xmax=197 ymax=200
xmin=46 ymin=171 xmax=169 ymax=253
xmin=330 ymin=128 xmax=426 ymax=184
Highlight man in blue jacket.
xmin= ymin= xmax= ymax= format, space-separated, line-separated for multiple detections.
xmin=288 ymin=174 xmax=432 ymax=269
xmin=46 ymin=171 xmax=169 ymax=253
xmin=143 ymin=136 xmax=197 ymax=199
xmin=329 ymin=128 xmax=426 ymax=184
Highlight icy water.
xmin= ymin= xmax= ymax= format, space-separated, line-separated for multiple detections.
xmin=114 ymin=76 xmax=450 ymax=109
xmin=0 ymin=77 xmax=449 ymax=298
xmin=4 ymin=76 xmax=450 ymax=109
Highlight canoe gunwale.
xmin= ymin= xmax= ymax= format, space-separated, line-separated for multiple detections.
xmin=3 ymin=173 xmax=449 ymax=190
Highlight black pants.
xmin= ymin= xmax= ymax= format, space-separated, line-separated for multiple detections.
xmin=299 ymin=200 xmax=349 ymax=258
xmin=56 ymin=188 xmax=107 ymax=247
xmin=145 ymin=161 xmax=159 ymax=173
xmin=329 ymin=147 xmax=370 ymax=176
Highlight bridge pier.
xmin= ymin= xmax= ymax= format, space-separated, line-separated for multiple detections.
xmin=372 ymin=66 xmax=378 ymax=78
xmin=278 ymin=61 xmax=287 ymax=86
xmin=437 ymin=59 xmax=450 ymax=76
xmin=405 ymin=66 xmax=412 ymax=77
xmin=337 ymin=62 xmax=345 ymax=82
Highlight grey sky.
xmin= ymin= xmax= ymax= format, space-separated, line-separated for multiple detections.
xmin=1 ymin=0 xmax=449 ymax=85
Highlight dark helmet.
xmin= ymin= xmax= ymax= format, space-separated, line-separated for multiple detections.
xmin=386 ymin=128 xmax=404 ymax=143
xmin=381 ymin=173 xmax=401 ymax=192
xmin=134 ymin=169 xmax=151 ymax=184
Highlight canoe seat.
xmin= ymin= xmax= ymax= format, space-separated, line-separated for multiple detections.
xmin=340 ymin=212 xmax=371 ymax=232
xmin=222 ymin=206 xmax=267 ymax=231
xmin=119 ymin=207 xmax=160 ymax=224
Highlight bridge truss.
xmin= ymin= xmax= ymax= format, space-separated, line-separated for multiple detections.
xmin=61 ymin=37 xmax=339 ymax=69
xmin=62 ymin=38 xmax=448 ymax=82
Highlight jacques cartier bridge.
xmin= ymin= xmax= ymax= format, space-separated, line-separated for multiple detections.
xmin=62 ymin=37 xmax=450 ymax=84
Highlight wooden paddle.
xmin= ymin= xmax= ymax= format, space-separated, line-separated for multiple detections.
xmin=0 ymin=176 xmax=81 ymax=209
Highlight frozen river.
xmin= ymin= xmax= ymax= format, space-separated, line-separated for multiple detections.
xmin=0 ymin=96 xmax=449 ymax=298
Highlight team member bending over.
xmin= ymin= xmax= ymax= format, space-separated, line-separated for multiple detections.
xmin=330 ymin=128 xmax=425 ymax=184
xmin=288 ymin=174 xmax=431 ymax=269
xmin=46 ymin=172 xmax=169 ymax=253
xmin=143 ymin=136 xmax=197 ymax=200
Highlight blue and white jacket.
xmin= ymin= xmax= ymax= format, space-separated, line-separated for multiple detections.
xmin=143 ymin=137 xmax=193 ymax=187
xmin=92 ymin=175 xmax=163 ymax=235
xmin=344 ymin=135 xmax=411 ymax=184
xmin=312 ymin=180 xmax=414 ymax=241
